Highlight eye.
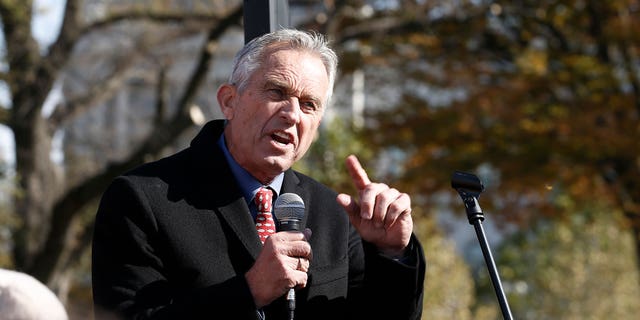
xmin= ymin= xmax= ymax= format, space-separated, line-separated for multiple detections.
xmin=267 ymin=88 xmax=286 ymax=100
xmin=301 ymin=101 xmax=319 ymax=113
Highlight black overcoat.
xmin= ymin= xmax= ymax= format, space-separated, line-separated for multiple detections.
xmin=92 ymin=120 xmax=425 ymax=320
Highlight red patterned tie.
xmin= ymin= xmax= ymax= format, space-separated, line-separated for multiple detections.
xmin=254 ymin=187 xmax=276 ymax=244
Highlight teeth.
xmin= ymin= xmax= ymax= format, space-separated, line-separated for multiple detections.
xmin=273 ymin=132 xmax=288 ymax=139
xmin=272 ymin=132 xmax=291 ymax=144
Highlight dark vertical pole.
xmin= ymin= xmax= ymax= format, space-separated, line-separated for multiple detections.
xmin=243 ymin=0 xmax=290 ymax=44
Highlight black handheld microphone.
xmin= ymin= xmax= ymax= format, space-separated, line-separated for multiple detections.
xmin=273 ymin=193 xmax=305 ymax=320
xmin=274 ymin=193 xmax=305 ymax=232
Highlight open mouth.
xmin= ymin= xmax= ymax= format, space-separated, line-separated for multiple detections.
xmin=271 ymin=131 xmax=293 ymax=146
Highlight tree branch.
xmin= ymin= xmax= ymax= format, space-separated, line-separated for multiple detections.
xmin=78 ymin=8 xmax=234 ymax=39
xmin=154 ymin=66 xmax=168 ymax=126
xmin=46 ymin=0 xmax=82 ymax=71
xmin=48 ymin=18 xmax=215 ymax=129
xmin=173 ymin=5 xmax=243 ymax=117
xmin=28 ymin=4 xmax=244 ymax=284
xmin=45 ymin=3 xmax=237 ymax=130
xmin=0 ymin=0 xmax=42 ymax=122
xmin=47 ymin=56 xmax=138 ymax=129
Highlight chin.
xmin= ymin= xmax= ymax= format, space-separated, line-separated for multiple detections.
xmin=264 ymin=156 xmax=294 ymax=173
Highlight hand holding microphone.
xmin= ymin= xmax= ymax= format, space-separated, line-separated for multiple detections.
xmin=274 ymin=193 xmax=307 ymax=320
xmin=245 ymin=193 xmax=311 ymax=316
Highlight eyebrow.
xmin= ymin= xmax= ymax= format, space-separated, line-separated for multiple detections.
xmin=264 ymin=79 xmax=324 ymax=108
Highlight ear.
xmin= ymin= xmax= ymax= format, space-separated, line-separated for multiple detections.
xmin=217 ymin=84 xmax=237 ymax=120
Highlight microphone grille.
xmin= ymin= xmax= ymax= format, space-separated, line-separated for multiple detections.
xmin=274 ymin=193 xmax=305 ymax=221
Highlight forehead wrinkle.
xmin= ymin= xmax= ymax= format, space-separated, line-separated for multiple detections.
xmin=264 ymin=71 xmax=296 ymax=92
xmin=260 ymin=49 xmax=328 ymax=106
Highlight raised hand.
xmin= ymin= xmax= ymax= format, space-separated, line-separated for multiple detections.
xmin=336 ymin=155 xmax=413 ymax=258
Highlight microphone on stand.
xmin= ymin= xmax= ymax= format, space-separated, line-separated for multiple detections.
xmin=451 ymin=171 xmax=513 ymax=320
xmin=273 ymin=193 xmax=305 ymax=320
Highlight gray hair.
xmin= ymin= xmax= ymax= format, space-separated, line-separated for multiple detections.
xmin=229 ymin=29 xmax=338 ymax=105
xmin=0 ymin=269 xmax=69 ymax=320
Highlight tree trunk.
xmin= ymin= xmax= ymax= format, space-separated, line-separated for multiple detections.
xmin=12 ymin=114 xmax=59 ymax=274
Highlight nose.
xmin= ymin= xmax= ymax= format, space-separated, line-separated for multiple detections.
xmin=280 ymin=97 xmax=301 ymax=124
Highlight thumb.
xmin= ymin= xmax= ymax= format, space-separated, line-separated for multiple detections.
xmin=336 ymin=194 xmax=361 ymax=225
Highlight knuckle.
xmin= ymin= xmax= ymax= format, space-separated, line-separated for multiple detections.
xmin=373 ymin=182 xmax=389 ymax=191
xmin=388 ymin=201 xmax=403 ymax=213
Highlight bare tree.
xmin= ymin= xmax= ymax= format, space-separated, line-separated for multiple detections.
xmin=0 ymin=0 xmax=243 ymax=290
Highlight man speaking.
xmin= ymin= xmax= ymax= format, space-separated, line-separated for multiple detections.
xmin=92 ymin=29 xmax=425 ymax=320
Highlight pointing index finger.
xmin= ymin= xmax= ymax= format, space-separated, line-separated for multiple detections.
xmin=345 ymin=155 xmax=371 ymax=191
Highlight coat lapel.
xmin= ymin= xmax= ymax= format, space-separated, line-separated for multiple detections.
xmin=188 ymin=120 xmax=263 ymax=260
xmin=217 ymin=197 xmax=263 ymax=260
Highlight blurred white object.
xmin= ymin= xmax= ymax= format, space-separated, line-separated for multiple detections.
xmin=0 ymin=268 xmax=68 ymax=320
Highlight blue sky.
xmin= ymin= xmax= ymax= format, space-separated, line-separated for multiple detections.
xmin=32 ymin=0 xmax=65 ymax=47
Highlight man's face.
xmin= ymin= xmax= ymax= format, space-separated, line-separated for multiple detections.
xmin=218 ymin=48 xmax=329 ymax=184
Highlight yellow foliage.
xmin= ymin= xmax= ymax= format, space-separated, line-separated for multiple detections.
xmin=516 ymin=49 xmax=549 ymax=76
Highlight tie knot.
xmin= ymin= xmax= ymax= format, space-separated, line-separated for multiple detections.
xmin=254 ymin=187 xmax=273 ymax=213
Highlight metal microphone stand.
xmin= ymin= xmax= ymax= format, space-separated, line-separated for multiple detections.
xmin=451 ymin=171 xmax=513 ymax=320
